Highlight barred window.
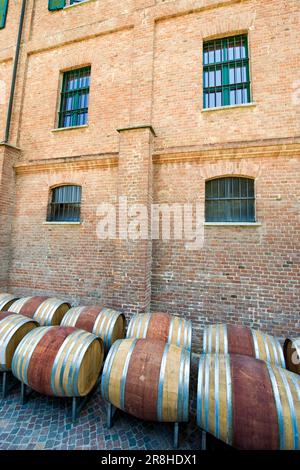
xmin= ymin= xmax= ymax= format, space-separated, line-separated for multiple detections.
xmin=205 ymin=177 xmax=255 ymax=222
xmin=58 ymin=67 xmax=90 ymax=128
xmin=47 ymin=185 xmax=82 ymax=222
xmin=203 ymin=34 xmax=251 ymax=109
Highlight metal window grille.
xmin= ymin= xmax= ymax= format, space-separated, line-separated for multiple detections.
xmin=203 ymin=35 xmax=251 ymax=109
xmin=58 ymin=67 xmax=90 ymax=128
xmin=47 ymin=185 xmax=82 ymax=222
xmin=205 ymin=177 xmax=255 ymax=222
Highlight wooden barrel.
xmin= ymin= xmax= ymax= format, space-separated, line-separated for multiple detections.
xmin=203 ymin=324 xmax=285 ymax=369
xmin=8 ymin=296 xmax=71 ymax=326
xmin=0 ymin=293 xmax=19 ymax=311
xmin=12 ymin=326 xmax=104 ymax=397
xmin=0 ymin=312 xmax=38 ymax=372
xmin=101 ymin=338 xmax=190 ymax=422
xmin=60 ymin=305 xmax=125 ymax=352
xmin=197 ymin=354 xmax=300 ymax=450
xmin=126 ymin=312 xmax=192 ymax=352
xmin=284 ymin=337 xmax=300 ymax=375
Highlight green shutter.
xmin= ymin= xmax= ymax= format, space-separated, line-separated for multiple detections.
xmin=48 ymin=0 xmax=65 ymax=11
xmin=0 ymin=0 xmax=9 ymax=30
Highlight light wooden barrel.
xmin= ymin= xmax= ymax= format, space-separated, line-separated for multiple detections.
xmin=101 ymin=338 xmax=190 ymax=422
xmin=12 ymin=326 xmax=104 ymax=397
xmin=203 ymin=324 xmax=285 ymax=368
xmin=284 ymin=338 xmax=300 ymax=375
xmin=197 ymin=354 xmax=300 ymax=450
xmin=126 ymin=312 xmax=192 ymax=352
xmin=0 ymin=293 xmax=19 ymax=311
xmin=8 ymin=296 xmax=71 ymax=326
xmin=60 ymin=305 xmax=125 ymax=352
xmin=0 ymin=312 xmax=38 ymax=372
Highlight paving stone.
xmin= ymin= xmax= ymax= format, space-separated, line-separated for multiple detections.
xmin=0 ymin=384 xmax=198 ymax=450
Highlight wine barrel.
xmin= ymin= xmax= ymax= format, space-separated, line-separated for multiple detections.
xmin=203 ymin=324 xmax=285 ymax=368
xmin=12 ymin=326 xmax=104 ymax=397
xmin=0 ymin=312 xmax=38 ymax=372
xmin=0 ymin=293 xmax=19 ymax=311
xmin=197 ymin=354 xmax=300 ymax=450
xmin=126 ymin=312 xmax=192 ymax=352
xmin=60 ymin=305 xmax=125 ymax=352
xmin=284 ymin=337 xmax=300 ymax=375
xmin=101 ymin=338 xmax=190 ymax=422
xmin=8 ymin=296 xmax=71 ymax=326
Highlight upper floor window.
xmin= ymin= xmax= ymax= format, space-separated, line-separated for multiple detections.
xmin=203 ymin=34 xmax=251 ymax=109
xmin=48 ymin=0 xmax=87 ymax=10
xmin=58 ymin=67 xmax=91 ymax=128
xmin=47 ymin=185 xmax=82 ymax=222
xmin=0 ymin=0 xmax=9 ymax=30
xmin=205 ymin=177 xmax=255 ymax=223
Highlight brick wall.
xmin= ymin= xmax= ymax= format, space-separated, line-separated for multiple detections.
xmin=0 ymin=144 xmax=20 ymax=290
xmin=152 ymin=151 xmax=300 ymax=348
xmin=0 ymin=0 xmax=299 ymax=350
xmin=9 ymin=159 xmax=118 ymax=306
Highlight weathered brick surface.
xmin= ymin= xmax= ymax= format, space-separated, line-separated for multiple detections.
xmin=152 ymin=153 xmax=300 ymax=349
xmin=0 ymin=145 xmax=20 ymax=290
xmin=0 ymin=0 xmax=299 ymax=352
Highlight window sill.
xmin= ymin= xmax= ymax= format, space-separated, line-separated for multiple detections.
xmin=202 ymin=102 xmax=256 ymax=113
xmin=204 ymin=222 xmax=261 ymax=227
xmin=44 ymin=222 xmax=81 ymax=225
xmin=51 ymin=125 xmax=89 ymax=133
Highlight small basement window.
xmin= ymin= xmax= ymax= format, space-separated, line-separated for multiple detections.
xmin=47 ymin=185 xmax=82 ymax=222
xmin=205 ymin=177 xmax=255 ymax=223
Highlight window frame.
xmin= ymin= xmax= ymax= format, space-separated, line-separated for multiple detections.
xmin=47 ymin=184 xmax=82 ymax=223
xmin=65 ymin=0 xmax=89 ymax=6
xmin=57 ymin=66 xmax=91 ymax=129
xmin=203 ymin=34 xmax=251 ymax=110
xmin=205 ymin=176 xmax=256 ymax=224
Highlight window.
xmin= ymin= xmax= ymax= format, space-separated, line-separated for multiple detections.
xmin=0 ymin=0 xmax=9 ymax=29
xmin=58 ymin=67 xmax=91 ymax=128
xmin=48 ymin=0 xmax=87 ymax=10
xmin=203 ymin=34 xmax=251 ymax=109
xmin=66 ymin=0 xmax=87 ymax=5
xmin=47 ymin=185 xmax=82 ymax=222
xmin=205 ymin=177 xmax=255 ymax=222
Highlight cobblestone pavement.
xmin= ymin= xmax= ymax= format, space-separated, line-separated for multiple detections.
xmin=0 ymin=375 xmax=199 ymax=451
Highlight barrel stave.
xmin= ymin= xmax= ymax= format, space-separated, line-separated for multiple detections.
xmin=61 ymin=305 xmax=125 ymax=352
xmin=127 ymin=312 xmax=192 ymax=352
xmin=197 ymin=354 xmax=300 ymax=450
xmin=203 ymin=324 xmax=285 ymax=368
xmin=284 ymin=338 xmax=300 ymax=375
xmin=0 ymin=293 xmax=19 ymax=311
xmin=8 ymin=296 xmax=71 ymax=326
xmin=0 ymin=313 xmax=38 ymax=371
xmin=12 ymin=326 xmax=104 ymax=397
xmin=102 ymin=338 xmax=190 ymax=423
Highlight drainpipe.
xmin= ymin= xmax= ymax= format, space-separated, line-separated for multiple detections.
xmin=3 ymin=0 xmax=27 ymax=144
